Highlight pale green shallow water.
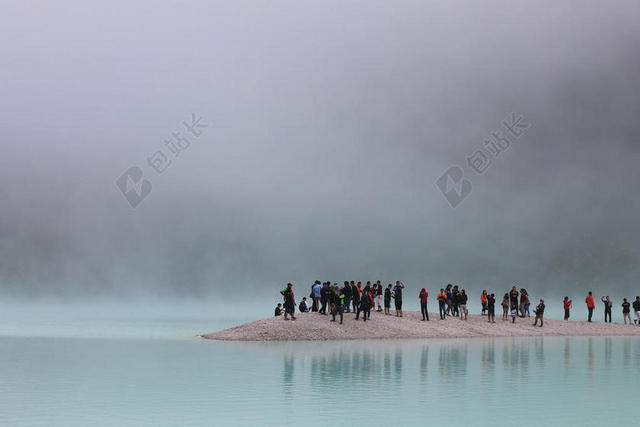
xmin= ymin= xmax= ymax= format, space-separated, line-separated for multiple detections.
xmin=1 ymin=304 xmax=639 ymax=426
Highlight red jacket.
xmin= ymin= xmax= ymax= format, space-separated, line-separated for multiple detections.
xmin=585 ymin=295 xmax=595 ymax=308
xmin=419 ymin=289 xmax=428 ymax=304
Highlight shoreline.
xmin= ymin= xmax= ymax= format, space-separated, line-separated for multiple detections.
xmin=201 ymin=310 xmax=640 ymax=341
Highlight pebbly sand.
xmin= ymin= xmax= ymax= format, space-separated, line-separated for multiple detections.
xmin=201 ymin=311 xmax=640 ymax=341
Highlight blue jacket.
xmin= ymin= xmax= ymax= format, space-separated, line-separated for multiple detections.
xmin=312 ymin=284 xmax=322 ymax=298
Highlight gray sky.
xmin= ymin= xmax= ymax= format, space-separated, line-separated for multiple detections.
xmin=1 ymin=0 xmax=639 ymax=299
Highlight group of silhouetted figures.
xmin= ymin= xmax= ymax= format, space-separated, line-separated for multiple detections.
xmin=274 ymin=282 xmax=640 ymax=328
xmin=276 ymin=281 xmax=405 ymax=323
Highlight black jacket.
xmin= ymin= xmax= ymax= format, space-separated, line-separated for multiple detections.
xmin=343 ymin=285 xmax=352 ymax=297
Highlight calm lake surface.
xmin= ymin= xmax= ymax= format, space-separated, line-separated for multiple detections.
xmin=1 ymin=303 xmax=639 ymax=426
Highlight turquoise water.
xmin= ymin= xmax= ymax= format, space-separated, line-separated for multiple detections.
xmin=1 ymin=304 xmax=639 ymax=426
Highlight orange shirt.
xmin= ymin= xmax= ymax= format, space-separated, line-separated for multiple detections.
xmin=585 ymin=295 xmax=595 ymax=308
xmin=480 ymin=294 xmax=488 ymax=303
xmin=563 ymin=300 xmax=571 ymax=310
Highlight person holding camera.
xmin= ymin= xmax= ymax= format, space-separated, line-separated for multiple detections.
xmin=532 ymin=299 xmax=545 ymax=327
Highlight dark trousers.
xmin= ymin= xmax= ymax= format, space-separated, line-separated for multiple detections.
xmin=588 ymin=307 xmax=594 ymax=322
xmin=604 ymin=309 xmax=611 ymax=323
xmin=564 ymin=309 xmax=570 ymax=320
xmin=439 ymin=301 xmax=446 ymax=319
xmin=533 ymin=314 xmax=543 ymax=326
xmin=353 ymin=299 xmax=359 ymax=312
xmin=312 ymin=297 xmax=319 ymax=312
xmin=356 ymin=306 xmax=370 ymax=320
xmin=344 ymin=297 xmax=351 ymax=312
xmin=420 ymin=302 xmax=429 ymax=320
xmin=332 ymin=305 xmax=344 ymax=323
xmin=320 ymin=298 xmax=327 ymax=314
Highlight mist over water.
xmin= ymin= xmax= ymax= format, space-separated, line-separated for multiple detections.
xmin=2 ymin=1 xmax=640 ymax=302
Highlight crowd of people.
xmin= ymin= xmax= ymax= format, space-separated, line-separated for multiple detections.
xmin=275 ymin=282 xmax=640 ymax=328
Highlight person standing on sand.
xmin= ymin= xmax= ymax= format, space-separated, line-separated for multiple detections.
xmin=621 ymin=298 xmax=632 ymax=325
xmin=481 ymin=291 xmax=488 ymax=316
xmin=320 ymin=282 xmax=329 ymax=315
xmin=563 ymin=297 xmax=572 ymax=321
xmin=419 ymin=288 xmax=429 ymax=321
xmin=371 ymin=283 xmax=378 ymax=312
xmin=384 ymin=284 xmax=392 ymax=315
xmin=586 ymin=292 xmax=595 ymax=322
xmin=459 ymin=289 xmax=468 ymax=320
xmin=532 ymin=299 xmax=545 ymax=327
xmin=509 ymin=287 xmax=519 ymax=323
xmin=452 ymin=285 xmax=460 ymax=317
xmin=342 ymin=281 xmax=352 ymax=313
xmin=501 ymin=293 xmax=510 ymax=321
xmin=633 ymin=297 xmax=640 ymax=325
xmin=445 ymin=284 xmax=453 ymax=316
xmin=394 ymin=281 xmax=405 ymax=317
xmin=519 ymin=289 xmax=529 ymax=317
xmin=487 ymin=293 xmax=496 ymax=323
xmin=376 ymin=281 xmax=383 ymax=312
xmin=357 ymin=285 xmax=372 ymax=321
xmin=280 ymin=283 xmax=296 ymax=320
xmin=331 ymin=289 xmax=346 ymax=324
xmin=437 ymin=289 xmax=447 ymax=320
xmin=312 ymin=281 xmax=322 ymax=312
xmin=509 ymin=286 xmax=519 ymax=312
xmin=601 ymin=296 xmax=613 ymax=323
xmin=328 ymin=284 xmax=338 ymax=318
xmin=352 ymin=282 xmax=361 ymax=313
